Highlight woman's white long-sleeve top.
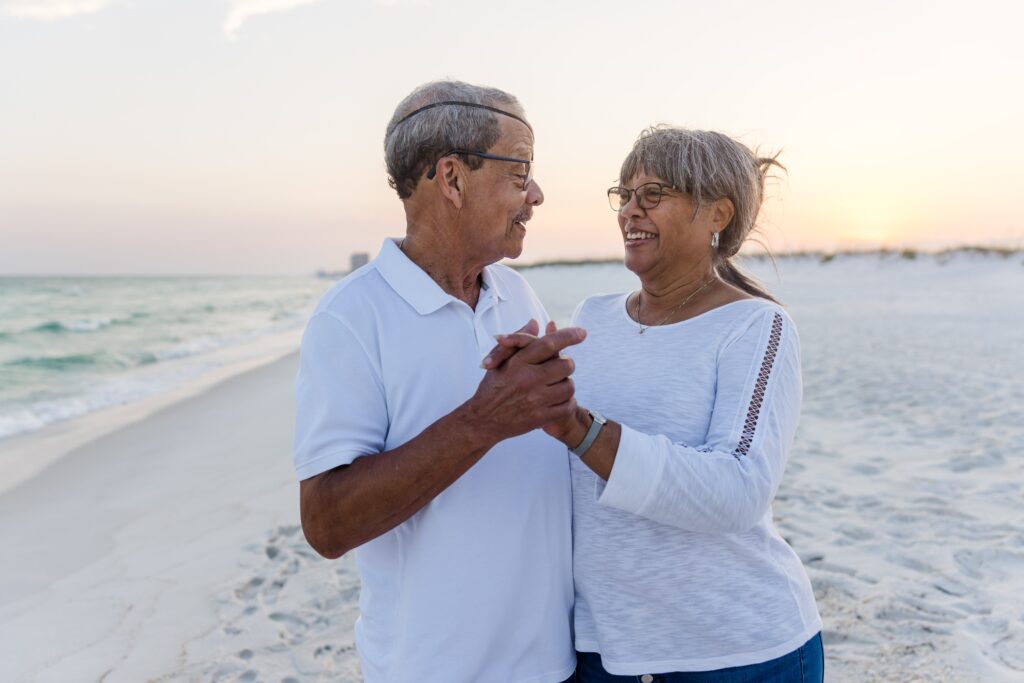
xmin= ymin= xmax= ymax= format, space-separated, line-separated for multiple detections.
xmin=569 ymin=294 xmax=821 ymax=674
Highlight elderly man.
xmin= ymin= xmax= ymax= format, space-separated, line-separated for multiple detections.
xmin=293 ymin=81 xmax=582 ymax=682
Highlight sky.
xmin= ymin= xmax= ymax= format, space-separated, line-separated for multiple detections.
xmin=1 ymin=0 xmax=1022 ymax=275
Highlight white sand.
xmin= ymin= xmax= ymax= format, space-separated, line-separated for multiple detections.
xmin=2 ymin=251 xmax=1022 ymax=682
xmin=754 ymin=253 xmax=1024 ymax=682
xmin=0 ymin=354 xmax=362 ymax=682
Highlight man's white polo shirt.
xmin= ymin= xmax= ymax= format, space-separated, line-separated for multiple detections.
xmin=293 ymin=238 xmax=575 ymax=683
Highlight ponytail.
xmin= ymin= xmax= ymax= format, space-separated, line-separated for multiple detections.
xmin=716 ymin=258 xmax=779 ymax=304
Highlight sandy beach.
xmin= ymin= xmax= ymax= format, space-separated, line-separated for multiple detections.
xmin=2 ymin=252 xmax=1023 ymax=682
xmin=0 ymin=353 xmax=362 ymax=682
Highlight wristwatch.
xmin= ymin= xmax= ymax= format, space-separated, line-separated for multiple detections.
xmin=570 ymin=410 xmax=607 ymax=458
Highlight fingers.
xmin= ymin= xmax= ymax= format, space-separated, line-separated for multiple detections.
xmin=480 ymin=320 xmax=576 ymax=370
xmin=541 ymin=396 xmax=579 ymax=424
xmin=541 ymin=377 xmax=575 ymax=406
xmin=480 ymin=319 xmax=540 ymax=369
xmin=481 ymin=332 xmax=538 ymax=369
xmin=514 ymin=327 xmax=587 ymax=365
xmin=537 ymin=356 xmax=575 ymax=385
xmin=498 ymin=317 xmax=557 ymax=350
xmin=497 ymin=332 xmax=541 ymax=348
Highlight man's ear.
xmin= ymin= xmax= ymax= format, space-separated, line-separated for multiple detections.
xmin=435 ymin=157 xmax=465 ymax=210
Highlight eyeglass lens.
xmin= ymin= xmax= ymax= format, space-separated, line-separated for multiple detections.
xmin=608 ymin=184 xmax=667 ymax=211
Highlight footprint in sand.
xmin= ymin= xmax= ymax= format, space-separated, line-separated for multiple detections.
xmin=993 ymin=631 xmax=1024 ymax=671
xmin=954 ymin=549 xmax=984 ymax=580
xmin=269 ymin=611 xmax=308 ymax=636
xmin=235 ymin=577 xmax=264 ymax=600
xmin=887 ymin=552 xmax=935 ymax=574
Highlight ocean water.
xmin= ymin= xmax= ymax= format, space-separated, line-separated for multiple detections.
xmin=0 ymin=276 xmax=330 ymax=440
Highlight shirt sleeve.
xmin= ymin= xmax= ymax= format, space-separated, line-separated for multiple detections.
xmin=596 ymin=307 xmax=802 ymax=533
xmin=292 ymin=311 xmax=389 ymax=481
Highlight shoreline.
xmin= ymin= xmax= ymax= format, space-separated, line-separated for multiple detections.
xmin=0 ymin=336 xmax=301 ymax=497
xmin=0 ymin=351 xmax=302 ymax=604
xmin=0 ymin=350 xmax=366 ymax=681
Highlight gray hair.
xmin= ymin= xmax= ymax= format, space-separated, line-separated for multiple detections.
xmin=384 ymin=80 xmax=523 ymax=199
xmin=620 ymin=126 xmax=784 ymax=302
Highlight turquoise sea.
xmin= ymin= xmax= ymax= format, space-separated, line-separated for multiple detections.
xmin=0 ymin=276 xmax=331 ymax=440
xmin=0 ymin=265 xmax=640 ymax=443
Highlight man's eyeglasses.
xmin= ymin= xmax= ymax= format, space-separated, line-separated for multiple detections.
xmin=607 ymin=182 xmax=681 ymax=212
xmin=428 ymin=149 xmax=533 ymax=189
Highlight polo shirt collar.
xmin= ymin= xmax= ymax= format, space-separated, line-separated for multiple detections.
xmin=480 ymin=261 xmax=508 ymax=304
xmin=374 ymin=238 xmax=507 ymax=316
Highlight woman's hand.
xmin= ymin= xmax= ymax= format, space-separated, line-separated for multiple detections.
xmin=543 ymin=404 xmax=591 ymax=448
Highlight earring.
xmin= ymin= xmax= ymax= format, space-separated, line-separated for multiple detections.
xmin=711 ymin=232 xmax=720 ymax=249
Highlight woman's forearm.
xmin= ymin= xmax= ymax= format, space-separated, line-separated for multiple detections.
xmin=552 ymin=405 xmax=622 ymax=481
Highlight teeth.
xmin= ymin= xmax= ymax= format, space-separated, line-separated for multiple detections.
xmin=626 ymin=231 xmax=656 ymax=240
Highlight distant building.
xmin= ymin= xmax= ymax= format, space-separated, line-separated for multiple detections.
xmin=350 ymin=252 xmax=369 ymax=271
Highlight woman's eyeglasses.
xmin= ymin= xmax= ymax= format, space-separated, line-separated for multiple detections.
xmin=607 ymin=182 xmax=681 ymax=212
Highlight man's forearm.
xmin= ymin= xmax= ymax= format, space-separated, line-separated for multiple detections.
xmin=301 ymin=326 xmax=586 ymax=559
xmin=300 ymin=403 xmax=499 ymax=559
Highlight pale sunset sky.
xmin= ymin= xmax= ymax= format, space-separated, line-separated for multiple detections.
xmin=1 ymin=0 xmax=1022 ymax=275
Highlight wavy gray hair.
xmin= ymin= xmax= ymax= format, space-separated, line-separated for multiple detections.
xmin=620 ymin=126 xmax=784 ymax=302
xmin=384 ymin=80 xmax=524 ymax=199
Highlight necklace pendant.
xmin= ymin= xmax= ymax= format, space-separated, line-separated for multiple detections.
xmin=638 ymin=327 xmax=646 ymax=334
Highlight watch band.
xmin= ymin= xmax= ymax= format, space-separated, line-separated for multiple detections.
xmin=570 ymin=411 xmax=607 ymax=458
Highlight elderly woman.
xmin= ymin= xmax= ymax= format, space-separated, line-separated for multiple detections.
xmin=490 ymin=126 xmax=823 ymax=682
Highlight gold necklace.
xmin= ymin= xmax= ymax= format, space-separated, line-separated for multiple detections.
xmin=635 ymin=277 xmax=717 ymax=334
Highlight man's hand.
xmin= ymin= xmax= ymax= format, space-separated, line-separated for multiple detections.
xmin=301 ymin=318 xmax=585 ymax=559
xmin=463 ymin=320 xmax=585 ymax=444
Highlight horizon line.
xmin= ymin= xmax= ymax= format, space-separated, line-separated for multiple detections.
xmin=2 ymin=244 xmax=1021 ymax=278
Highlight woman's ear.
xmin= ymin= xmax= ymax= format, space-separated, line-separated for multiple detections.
xmin=435 ymin=157 xmax=465 ymax=210
xmin=711 ymin=197 xmax=735 ymax=231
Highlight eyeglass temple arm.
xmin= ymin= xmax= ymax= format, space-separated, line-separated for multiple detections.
xmin=426 ymin=150 xmax=531 ymax=181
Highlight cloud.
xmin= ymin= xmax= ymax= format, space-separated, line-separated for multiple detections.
xmin=1 ymin=0 xmax=114 ymax=19
xmin=223 ymin=0 xmax=323 ymax=40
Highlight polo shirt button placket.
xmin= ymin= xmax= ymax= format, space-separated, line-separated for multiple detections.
xmin=472 ymin=298 xmax=497 ymax=355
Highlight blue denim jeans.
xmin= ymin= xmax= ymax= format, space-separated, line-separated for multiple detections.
xmin=574 ymin=632 xmax=824 ymax=683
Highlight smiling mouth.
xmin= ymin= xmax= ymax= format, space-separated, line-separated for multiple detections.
xmin=625 ymin=230 xmax=657 ymax=242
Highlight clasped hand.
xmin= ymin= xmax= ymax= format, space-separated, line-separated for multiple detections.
xmin=472 ymin=319 xmax=589 ymax=446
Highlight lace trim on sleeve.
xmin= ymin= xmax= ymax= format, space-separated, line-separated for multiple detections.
xmin=733 ymin=312 xmax=784 ymax=458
